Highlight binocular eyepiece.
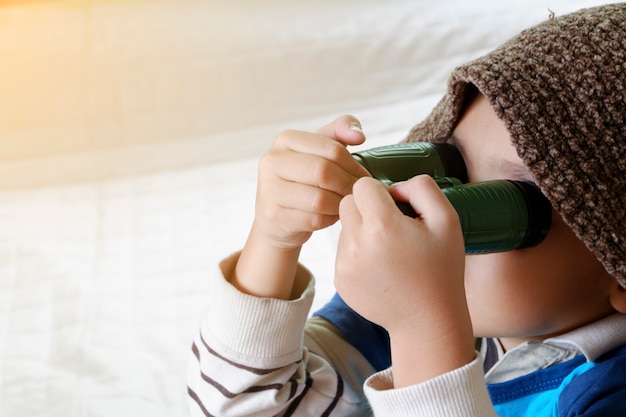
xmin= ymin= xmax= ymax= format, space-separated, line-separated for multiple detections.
xmin=352 ymin=142 xmax=552 ymax=254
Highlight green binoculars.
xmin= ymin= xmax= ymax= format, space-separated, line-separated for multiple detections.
xmin=352 ymin=142 xmax=552 ymax=254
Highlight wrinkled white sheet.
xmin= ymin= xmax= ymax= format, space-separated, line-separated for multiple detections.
xmin=0 ymin=0 xmax=616 ymax=415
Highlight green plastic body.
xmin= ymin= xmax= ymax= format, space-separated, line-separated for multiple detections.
xmin=352 ymin=142 xmax=467 ymax=184
xmin=353 ymin=143 xmax=552 ymax=253
xmin=444 ymin=180 xmax=550 ymax=253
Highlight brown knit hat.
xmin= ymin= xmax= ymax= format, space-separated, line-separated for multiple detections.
xmin=406 ymin=4 xmax=626 ymax=287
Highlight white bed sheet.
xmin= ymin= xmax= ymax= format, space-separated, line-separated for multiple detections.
xmin=0 ymin=0 xmax=617 ymax=416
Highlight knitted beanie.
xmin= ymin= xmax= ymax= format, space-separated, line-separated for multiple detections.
xmin=406 ymin=4 xmax=626 ymax=287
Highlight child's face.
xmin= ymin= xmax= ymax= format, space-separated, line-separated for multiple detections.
xmin=450 ymin=94 xmax=616 ymax=350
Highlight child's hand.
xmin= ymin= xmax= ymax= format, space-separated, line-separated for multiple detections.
xmin=231 ymin=116 xmax=370 ymax=300
xmin=334 ymin=175 xmax=474 ymax=385
xmin=253 ymin=115 xmax=370 ymax=250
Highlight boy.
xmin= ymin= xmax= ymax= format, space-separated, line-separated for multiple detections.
xmin=188 ymin=4 xmax=626 ymax=416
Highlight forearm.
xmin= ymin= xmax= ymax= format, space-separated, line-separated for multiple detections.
xmin=389 ymin=301 xmax=475 ymax=387
xmin=231 ymin=223 xmax=302 ymax=300
xmin=363 ymin=290 xmax=490 ymax=416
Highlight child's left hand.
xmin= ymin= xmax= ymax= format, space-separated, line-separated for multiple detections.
xmin=334 ymin=175 xmax=475 ymax=386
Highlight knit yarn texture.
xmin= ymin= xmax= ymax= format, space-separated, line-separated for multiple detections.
xmin=406 ymin=4 xmax=626 ymax=286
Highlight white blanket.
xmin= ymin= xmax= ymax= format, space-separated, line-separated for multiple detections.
xmin=0 ymin=0 xmax=615 ymax=415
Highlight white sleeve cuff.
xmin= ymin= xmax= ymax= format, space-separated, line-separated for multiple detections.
xmin=364 ymin=354 xmax=498 ymax=417
xmin=201 ymin=252 xmax=316 ymax=367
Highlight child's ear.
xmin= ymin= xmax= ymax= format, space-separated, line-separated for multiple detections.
xmin=609 ymin=283 xmax=626 ymax=314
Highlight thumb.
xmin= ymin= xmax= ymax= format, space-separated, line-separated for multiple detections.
xmin=316 ymin=115 xmax=366 ymax=147
xmin=391 ymin=175 xmax=460 ymax=227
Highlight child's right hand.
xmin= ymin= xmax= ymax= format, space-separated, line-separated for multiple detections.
xmin=231 ymin=115 xmax=370 ymax=299
xmin=253 ymin=115 xmax=371 ymax=250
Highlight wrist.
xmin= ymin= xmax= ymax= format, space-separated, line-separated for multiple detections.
xmin=231 ymin=224 xmax=302 ymax=300
xmin=388 ymin=304 xmax=474 ymax=387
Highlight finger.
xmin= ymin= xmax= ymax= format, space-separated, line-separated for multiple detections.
xmin=266 ymin=180 xmax=344 ymax=216
xmin=351 ymin=177 xmax=397 ymax=220
xmin=338 ymin=193 xmax=362 ymax=231
xmin=313 ymin=116 xmax=371 ymax=179
xmin=263 ymin=148 xmax=364 ymax=197
xmin=275 ymin=130 xmax=370 ymax=179
xmin=275 ymin=208 xmax=339 ymax=233
xmin=315 ymin=115 xmax=366 ymax=147
xmin=392 ymin=176 xmax=460 ymax=228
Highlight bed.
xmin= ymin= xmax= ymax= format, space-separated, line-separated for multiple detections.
xmin=0 ymin=0 xmax=616 ymax=415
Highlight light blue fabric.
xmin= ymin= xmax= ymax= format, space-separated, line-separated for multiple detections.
xmin=491 ymin=359 xmax=595 ymax=417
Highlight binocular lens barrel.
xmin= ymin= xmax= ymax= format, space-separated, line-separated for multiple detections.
xmin=353 ymin=143 xmax=552 ymax=254
xmin=397 ymin=180 xmax=551 ymax=253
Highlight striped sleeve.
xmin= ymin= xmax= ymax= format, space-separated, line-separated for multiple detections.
xmin=187 ymin=253 xmax=373 ymax=416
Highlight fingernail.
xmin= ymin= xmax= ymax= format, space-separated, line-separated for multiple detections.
xmin=349 ymin=123 xmax=363 ymax=133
